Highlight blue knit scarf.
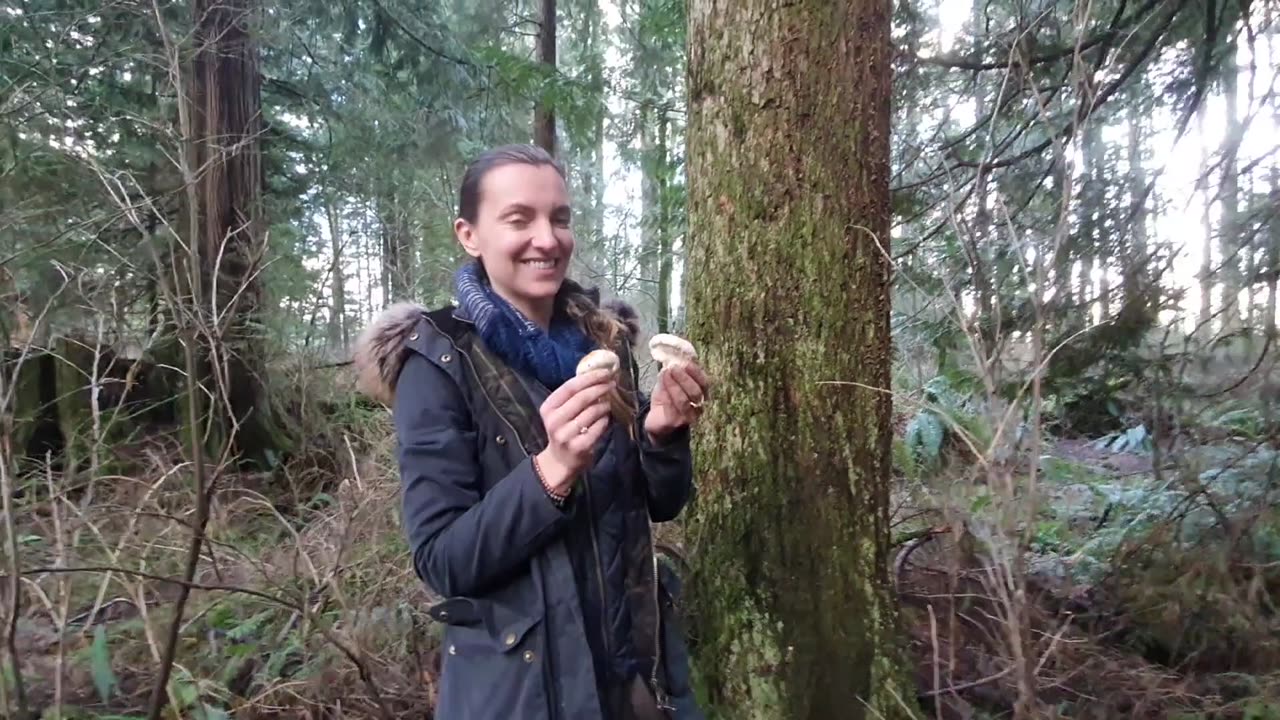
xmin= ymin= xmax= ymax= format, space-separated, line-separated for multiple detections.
xmin=454 ymin=261 xmax=597 ymax=389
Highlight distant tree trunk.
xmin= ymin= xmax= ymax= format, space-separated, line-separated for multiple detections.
xmin=1125 ymin=85 xmax=1150 ymax=314
xmin=588 ymin=0 xmax=605 ymax=242
xmin=1268 ymin=166 xmax=1278 ymax=342
xmin=1197 ymin=103 xmax=1213 ymax=338
xmin=683 ymin=0 xmax=912 ymax=717
xmin=1050 ymin=144 xmax=1074 ymax=312
xmin=641 ymin=103 xmax=674 ymax=329
xmin=1220 ymin=36 xmax=1243 ymax=347
xmin=326 ymin=199 xmax=347 ymax=350
xmin=187 ymin=0 xmax=286 ymax=465
xmin=380 ymin=196 xmax=414 ymax=301
xmin=361 ymin=204 xmax=375 ymax=318
xmin=1078 ymin=119 xmax=1102 ymax=317
xmin=968 ymin=0 xmax=995 ymax=342
xmin=641 ymin=102 xmax=658 ymax=290
xmin=534 ymin=0 xmax=557 ymax=155
xmin=655 ymin=112 xmax=673 ymax=334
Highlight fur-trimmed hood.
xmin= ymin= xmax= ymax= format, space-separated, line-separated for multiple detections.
xmin=352 ymin=295 xmax=640 ymax=407
xmin=352 ymin=300 xmax=432 ymax=407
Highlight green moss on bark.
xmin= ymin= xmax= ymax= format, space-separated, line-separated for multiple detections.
xmin=683 ymin=0 xmax=916 ymax=717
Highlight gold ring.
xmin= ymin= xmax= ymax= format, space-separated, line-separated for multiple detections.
xmin=578 ymin=426 xmax=588 ymax=434
xmin=689 ymin=400 xmax=703 ymax=409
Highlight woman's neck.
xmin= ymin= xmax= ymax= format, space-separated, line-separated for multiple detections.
xmin=503 ymin=292 xmax=554 ymax=330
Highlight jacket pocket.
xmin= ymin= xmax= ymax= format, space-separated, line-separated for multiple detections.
xmin=432 ymin=598 xmax=547 ymax=719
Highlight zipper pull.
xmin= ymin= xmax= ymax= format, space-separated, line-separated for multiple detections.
xmin=652 ymin=682 xmax=674 ymax=711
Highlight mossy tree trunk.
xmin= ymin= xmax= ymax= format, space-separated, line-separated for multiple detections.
xmin=682 ymin=0 xmax=913 ymax=718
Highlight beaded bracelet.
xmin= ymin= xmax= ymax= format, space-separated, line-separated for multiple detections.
xmin=532 ymin=454 xmax=569 ymax=508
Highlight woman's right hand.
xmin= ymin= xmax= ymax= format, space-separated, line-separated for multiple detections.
xmin=534 ymin=369 xmax=616 ymax=495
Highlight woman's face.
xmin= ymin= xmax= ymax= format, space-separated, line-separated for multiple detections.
xmin=455 ymin=162 xmax=574 ymax=318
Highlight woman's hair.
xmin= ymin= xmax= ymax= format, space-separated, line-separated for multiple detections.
xmin=459 ymin=144 xmax=639 ymax=432
xmin=458 ymin=144 xmax=564 ymax=223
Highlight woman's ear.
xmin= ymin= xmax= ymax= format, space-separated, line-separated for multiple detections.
xmin=454 ymin=218 xmax=482 ymax=258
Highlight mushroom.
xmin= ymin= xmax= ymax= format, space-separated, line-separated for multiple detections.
xmin=576 ymin=348 xmax=620 ymax=376
xmin=648 ymin=333 xmax=697 ymax=368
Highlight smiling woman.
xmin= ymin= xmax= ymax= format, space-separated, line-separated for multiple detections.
xmin=453 ymin=146 xmax=576 ymax=327
xmin=353 ymin=143 xmax=711 ymax=719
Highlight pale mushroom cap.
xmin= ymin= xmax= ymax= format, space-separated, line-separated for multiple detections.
xmin=576 ymin=348 xmax=620 ymax=376
xmin=648 ymin=333 xmax=697 ymax=366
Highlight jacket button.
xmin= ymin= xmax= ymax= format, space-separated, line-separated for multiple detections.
xmin=523 ymin=650 xmax=536 ymax=663
xmin=504 ymin=633 xmax=516 ymax=646
xmin=438 ymin=609 xmax=448 ymax=620
xmin=448 ymin=645 xmax=457 ymax=655
xmin=496 ymin=435 xmax=506 ymax=445
xmin=441 ymin=353 xmax=452 ymax=363
xmin=408 ymin=332 xmax=419 ymax=341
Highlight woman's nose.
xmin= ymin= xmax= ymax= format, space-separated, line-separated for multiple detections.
xmin=530 ymin=218 xmax=558 ymax=248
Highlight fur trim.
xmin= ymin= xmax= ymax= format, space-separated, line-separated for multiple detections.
xmin=352 ymin=301 xmax=429 ymax=406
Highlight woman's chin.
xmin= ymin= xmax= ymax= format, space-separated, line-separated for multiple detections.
xmin=516 ymin=275 xmax=565 ymax=299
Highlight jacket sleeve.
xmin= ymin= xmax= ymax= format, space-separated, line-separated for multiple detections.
xmin=636 ymin=397 xmax=695 ymax=523
xmin=393 ymin=351 xmax=572 ymax=598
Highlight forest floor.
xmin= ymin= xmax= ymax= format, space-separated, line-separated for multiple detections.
xmin=6 ymin=379 xmax=1280 ymax=719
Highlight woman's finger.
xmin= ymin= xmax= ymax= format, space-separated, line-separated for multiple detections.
xmin=543 ymin=369 xmax=614 ymax=411
xmin=553 ymin=399 xmax=608 ymax=444
xmin=662 ymin=370 xmax=693 ymax=410
xmin=677 ymin=362 xmax=712 ymax=396
xmin=667 ymin=365 xmax=707 ymax=406
xmin=546 ymin=380 xmax=614 ymax=430
xmin=570 ymin=411 xmax=611 ymax=452
xmin=650 ymin=369 xmax=672 ymax=408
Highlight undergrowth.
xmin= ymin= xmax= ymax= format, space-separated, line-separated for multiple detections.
xmin=4 ymin=361 xmax=436 ymax=720
xmin=889 ymin=340 xmax=1280 ymax=720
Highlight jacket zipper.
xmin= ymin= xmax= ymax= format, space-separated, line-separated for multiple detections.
xmin=643 ymin=467 xmax=670 ymax=710
xmin=581 ymin=475 xmax=614 ymax=665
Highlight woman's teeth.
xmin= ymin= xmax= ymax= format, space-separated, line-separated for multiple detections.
xmin=523 ymin=259 xmax=556 ymax=269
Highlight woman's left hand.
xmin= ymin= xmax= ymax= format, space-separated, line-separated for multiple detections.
xmin=644 ymin=362 xmax=711 ymax=443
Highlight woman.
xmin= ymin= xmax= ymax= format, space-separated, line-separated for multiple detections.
xmin=354 ymin=144 xmax=709 ymax=719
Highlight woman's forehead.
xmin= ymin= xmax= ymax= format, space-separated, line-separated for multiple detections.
xmin=479 ymin=163 xmax=568 ymax=210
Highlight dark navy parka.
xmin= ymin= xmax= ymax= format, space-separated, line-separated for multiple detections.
xmin=355 ymin=297 xmax=703 ymax=720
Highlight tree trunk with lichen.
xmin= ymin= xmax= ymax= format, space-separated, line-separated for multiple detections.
xmin=681 ymin=0 xmax=913 ymax=718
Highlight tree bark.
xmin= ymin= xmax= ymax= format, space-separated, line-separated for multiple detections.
xmin=683 ymin=0 xmax=913 ymax=717
xmin=187 ymin=0 xmax=285 ymax=466
xmin=534 ymin=0 xmax=557 ymax=155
